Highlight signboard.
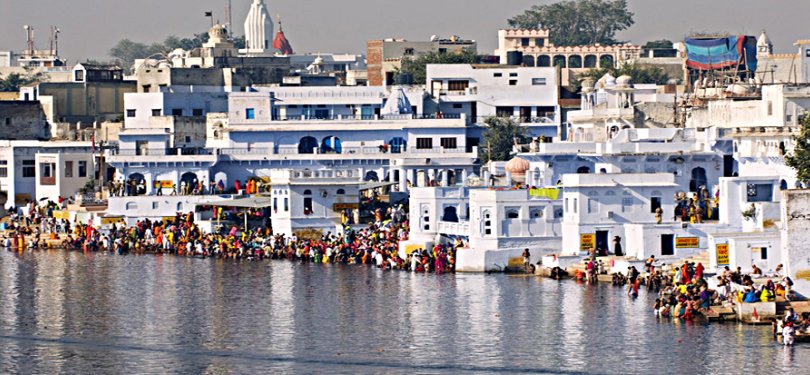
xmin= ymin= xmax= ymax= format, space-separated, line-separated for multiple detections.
xmin=716 ymin=243 xmax=729 ymax=266
xmin=676 ymin=237 xmax=700 ymax=249
xmin=100 ymin=216 xmax=125 ymax=225
xmin=294 ymin=228 xmax=323 ymax=241
xmin=154 ymin=180 xmax=174 ymax=188
xmin=580 ymin=233 xmax=595 ymax=251
xmin=404 ymin=244 xmax=423 ymax=255
xmin=52 ymin=210 xmax=70 ymax=219
xmin=333 ymin=203 xmax=359 ymax=211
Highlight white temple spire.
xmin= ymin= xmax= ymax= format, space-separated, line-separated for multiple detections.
xmin=244 ymin=0 xmax=274 ymax=53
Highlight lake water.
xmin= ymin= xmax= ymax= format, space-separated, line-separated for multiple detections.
xmin=0 ymin=250 xmax=806 ymax=374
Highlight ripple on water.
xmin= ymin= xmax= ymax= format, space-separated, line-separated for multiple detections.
xmin=0 ymin=250 xmax=806 ymax=374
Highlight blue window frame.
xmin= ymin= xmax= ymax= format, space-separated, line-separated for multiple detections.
xmin=246 ymin=108 xmax=255 ymax=120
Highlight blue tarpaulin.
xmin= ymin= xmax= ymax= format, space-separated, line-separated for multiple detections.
xmin=685 ymin=35 xmax=757 ymax=71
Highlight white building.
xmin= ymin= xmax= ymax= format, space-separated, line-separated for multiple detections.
xmin=242 ymin=0 xmax=275 ymax=55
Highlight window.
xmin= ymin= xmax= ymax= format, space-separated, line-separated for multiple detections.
xmin=0 ymin=160 xmax=7 ymax=178
xmin=447 ymin=80 xmax=469 ymax=92
xmin=75 ymin=70 xmax=84 ymax=81
xmin=171 ymin=108 xmax=183 ymax=116
xmin=185 ymin=136 xmax=191 ymax=143
xmin=416 ymin=138 xmax=433 ymax=149
xmin=438 ymin=48 xmax=447 ymax=54
xmin=152 ymin=202 xmax=158 ymax=209
xmin=621 ymin=197 xmax=633 ymax=212
xmin=404 ymin=48 xmax=414 ymax=56
xmin=151 ymin=109 xmax=161 ymax=116
xmin=532 ymin=78 xmax=547 ymax=86
xmin=573 ymin=198 xmax=578 ymax=213
xmin=284 ymin=197 xmax=289 ymax=211
xmin=509 ymin=80 xmax=517 ymax=86
xmin=126 ymin=109 xmax=136 ymax=118
xmin=509 ymin=72 xmax=518 ymax=77
xmin=506 ymin=208 xmax=519 ymax=219
xmin=521 ymin=38 xmax=530 ymax=47
xmin=78 ymin=161 xmax=87 ymax=178
xmin=246 ymin=108 xmax=255 ymax=119
xmin=530 ymin=207 xmax=544 ymax=218
xmin=483 ymin=210 xmax=492 ymax=235
xmin=440 ymin=137 xmax=457 ymax=149
xmin=565 ymin=198 xmax=569 ymax=213
xmin=22 ymin=160 xmax=35 ymax=178
xmin=493 ymin=72 xmax=502 ymax=77
xmin=452 ymin=103 xmax=463 ymax=109
xmin=535 ymin=38 xmax=545 ymax=47
xmin=336 ymin=189 xmax=345 ymax=195
xmin=759 ymin=247 xmax=768 ymax=260
xmin=767 ymin=101 xmax=773 ymax=116
xmin=125 ymin=202 xmax=138 ymax=210
xmin=273 ymin=198 xmax=278 ymax=211
xmin=4 ymin=118 xmax=10 ymax=125
xmin=192 ymin=108 xmax=203 ymax=116
xmin=64 ymin=161 xmax=73 ymax=178
xmin=747 ymin=183 xmax=773 ymax=202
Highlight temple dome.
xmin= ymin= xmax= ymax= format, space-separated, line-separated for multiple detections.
xmin=505 ymin=157 xmax=530 ymax=176
xmin=208 ymin=24 xmax=228 ymax=40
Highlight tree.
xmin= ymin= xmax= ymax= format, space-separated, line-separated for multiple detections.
xmin=642 ymin=39 xmax=673 ymax=49
xmin=109 ymin=39 xmax=166 ymax=68
xmin=479 ymin=117 xmax=529 ymax=163
xmin=508 ymin=0 xmax=634 ymax=46
xmin=786 ymin=115 xmax=810 ymax=183
xmin=397 ymin=50 xmax=482 ymax=84
xmin=0 ymin=70 xmax=47 ymax=92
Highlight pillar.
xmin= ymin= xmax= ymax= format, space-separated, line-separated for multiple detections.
xmin=428 ymin=169 xmax=436 ymax=186
xmin=461 ymin=169 xmax=469 ymax=186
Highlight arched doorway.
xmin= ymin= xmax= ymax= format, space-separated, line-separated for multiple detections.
xmin=442 ymin=206 xmax=459 ymax=222
xmin=781 ymin=179 xmax=788 ymax=190
xmin=364 ymin=171 xmax=379 ymax=182
xmin=690 ymin=167 xmax=707 ymax=192
xmin=537 ymin=55 xmax=551 ymax=67
xmin=180 ymin=172 xmax=199 ymax=194
xmin=298 ymin=136 xmax=318 ymax=154
xmin=522 ymin=55 xmax=535 ymax=67
xmin=320 ymin=136 xmax=342 ymax=154
xmin=389 ymin=137 xmax=407 ymax=153
xmin=128 ymin=173 xmax=146 ymax=196
xmin=577 ymin=166 xmax=591 ymax=174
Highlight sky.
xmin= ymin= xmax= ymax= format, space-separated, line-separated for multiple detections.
xmin=1 ymin=0 xmax=809 ymax=63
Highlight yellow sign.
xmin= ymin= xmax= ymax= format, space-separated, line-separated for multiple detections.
xmin=508 ymin=257 xmax=525 ymax=268
xmin=716 ymin=243 xmax=729 ymax=266
xmin=404 ymin=244 xmax=423 ymax=255
xmin=580 ymin=233 xmax=595 ymax=251
xmin=101 ymin=217 xmax=125 ymax=225
xmin=676 ymin=237 xmax=700 ymax=249
xmin=53 ymin=210 xmax=70 ymax=219
xmin=294 ymin=228 xmax=323 ymax=241
xmin=162 ymin=216 xmax=178 ymax=224
xmin=333 ymin=203 xmax=359 ymax=211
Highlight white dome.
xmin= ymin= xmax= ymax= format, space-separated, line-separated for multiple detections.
xmin=757 ymin=31 xmax=772 ymax=48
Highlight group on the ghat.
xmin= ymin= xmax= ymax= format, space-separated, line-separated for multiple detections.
xmin=1 ymin=201 xmax=461 ymax=274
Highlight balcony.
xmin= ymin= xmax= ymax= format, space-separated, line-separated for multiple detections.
xmin=437 ymin=220 xmax=471 ymax=236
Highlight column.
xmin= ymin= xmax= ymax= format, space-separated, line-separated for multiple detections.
xmin=399 ymin=168 xmax=407 ymax=193
xmin=428 ymin=169 xmax=436 ymax=186
xmin=461 ymin=169 xmax=469 ymax=186
xmin=442 ymin=169 xmax=450 ymax=187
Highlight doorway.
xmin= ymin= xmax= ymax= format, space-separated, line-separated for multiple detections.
xmin=596 ymin=230 xmax=609 ymax=256
xmin=661 ymin=234 xmax=674 ymax=256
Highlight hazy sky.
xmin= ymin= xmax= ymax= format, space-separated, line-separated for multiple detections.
xmin=1 ymin=0 xmax=808 ymax=63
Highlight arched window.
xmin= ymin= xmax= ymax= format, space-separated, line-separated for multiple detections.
xmin=780 ymin=180 xmax=788 ymax=190
xmin=303 ymin=189 xmax=312 ymax=195
xmin=584 ymin=55 xmax=597 ymax=68
xmin=506 ymin=209 xmax=520 ymax=219
xmin=298 ymin=136 xmax=318 ymax=154
xmin=530 ymin=207 xmax=544 ymax=218
xmin=522 ymin=55 xmax=535 ymax=67
xmin=553 ymin=55 xmax=567 ymax=68
xmin=599 ymin=55 xmax=614 ymax=68
xmin=577 ymin=166 xmax=591 ymax=174
xmin=568 ymin=55 xmax=582 ymax=68
xmin=303 ymin=190 xmax=313 ymax=215
xmin=482 ymin=210 xmax=493 ymax=236
xmin=176 ymin=202 xmax=183 ymax=211
xmin=336 ymin=189 xmax=345 ymax=195
xmin=537 ymin=55 xmax=551 ymax=67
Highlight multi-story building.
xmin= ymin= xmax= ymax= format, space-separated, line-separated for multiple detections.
xmin=367 ymin=36 xmax=477 ymax=86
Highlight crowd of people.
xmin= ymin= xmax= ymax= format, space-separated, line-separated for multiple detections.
xmin=2 ymin=200 xmax=462 ymax=275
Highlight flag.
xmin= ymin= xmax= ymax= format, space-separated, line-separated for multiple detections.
xmin=204 ymin=11 xmax=213 ymax=17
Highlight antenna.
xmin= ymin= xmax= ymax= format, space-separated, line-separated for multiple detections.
xmin=23 ymin=25 xmax=35 ymax=56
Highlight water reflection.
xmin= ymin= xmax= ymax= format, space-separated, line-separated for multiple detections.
xmin=0 ymin=251 xmax=807 ymax=373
